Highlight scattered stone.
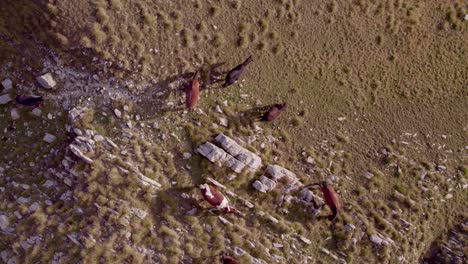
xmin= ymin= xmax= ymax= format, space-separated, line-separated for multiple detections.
xmin=306 ymin=156 xmax=315 ymax=164
xmin=68 ymin=106 xmax=87 ymax=123
xmin=219 ymin=117 xmax=228 ymax=127
xmin=131 ymin=207 xmax=148 ymax=219
xmin=43 ymin=180 xmax=55 ymax=188
xmin=464 ymin=14 xmax=468 ymax=21
xmin=338 ymin=117 xmax=346 ymax=121
xmin=267 ymin=214 xmax=279 ymax=224
xmin=137 ymin=174 xmax=162 ymax=188
xmin=218 ymin=216 xmax=233 ymax=226
xmin=28 ymin=202 xmax=40 ymax=213
xmin=363 ymin=171 xmax=374 ymax=179
xmin=299 ymin=235 xmax=312 ymax=244
xmin=94 ymin=135 xmax=104 ymax=142
xmin=259 ymin=175 xmax=276 ymax=190
xmin=183 ymin=152 xmax=192 ymax=159
xmin=0 ymin=94 xmax=12 ymax=105
xmin=32 ymin=108 xmax=42 ymax=116
xmin=43 ymin=133 xmax=57 ymax=143
xmin=17 ymin=197 xmax=30 ymax=204
xmin=214 ymin=105 xmax=223 ymax=113
xmin=73 ymin=128 xmax=83 ymax=136
xmin=234 ymin=247 xmax=246 ymax=256
xmin=104 ymin=137 xmax=119 ymax=149
xmin=252 ymin=180 xmax=269 ymax=193
xmin=66 ymin=234 xmax=81 ymax=246
xmin=321 ymin=248 xmax=330 ymax=255
xmin=126 ymin=120 xmax=133 ymax=128
xmin=36 ymin=73 xmax=56 ymax=89
xmin=206 ymin=177 xmax=226 ymax=189
xmin=445 ymin=193 xmax=453 ymax=199
xmin=0 ymin=215 xmax=9 ymax=230
xmin=265 ymin=165 xmax=300 ymax=184
xmin=345 ymin=223 xmax=356 ymax=231
xmin=239 ymin=197 xmax=255 ymax=208
xmin=369 ymin=233 xmax=394 ymax=246
xmin=225 ymin=174 xmax=237 ymax=181
xmin=114 ymin=109 xmax=122 ymax=118
xmin=187 ymin=208 xmax=197 ymax=215
xmin=273 ymin=243 xmax=283 ymax=248
xmin=10 ymin=108 xmax=19 ymax=120
xmin=437 ymin=165 xmax=447 ymax=171
xmin=1 ymin=79 xmax=12 ymax=91
xmin=69 ymin=144 xmax=93 ymax=164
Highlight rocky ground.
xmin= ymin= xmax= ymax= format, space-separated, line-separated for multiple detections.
xmin=0 ymin=1 xmax=467 ymax=264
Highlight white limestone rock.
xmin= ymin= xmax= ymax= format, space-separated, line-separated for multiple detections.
xmin=0 ymin=215 xmax=9 ymax=230
xmin=43 ymin=133 xmax=56 ymax=143
xmin=114 ymin=109 xmax=122 ymax=118
xmin=215 ymin=133 xmax=262 ymax=170
xmin=10 ymin=108 xmax=19 ymax=120
xmin=0 ymin=94 xmax=12 ymax=105
xmin=259 ymin=175 xmax=276 ymax=191
xmin=2 ymin=79 xmax=12 ymax=91
xmin=36 ymin=73 xmax=56 ymax=89
xmin=69 ymin=144 xmax=93 ymax=164
xmin=252 ymin=180 xmax=268 ymax=192
xmin=32 ymin=108 xmax=42 ymax=116
xmin=265 ymin=165 xmax=300 ymax=184
xmin=196 ymin=142 xmax=228 ymax=163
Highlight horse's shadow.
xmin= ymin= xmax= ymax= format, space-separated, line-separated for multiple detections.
xmin=133 ymin=62 xmax=228 ymax=116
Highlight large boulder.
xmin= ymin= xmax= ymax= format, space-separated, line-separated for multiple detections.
xmin=196 ymin=142 xmax=228 ymax=163
xmin=265 ymin=165 xmax=300 ymax=184
xmin=215 ymin=133 xmax=262 ymax=170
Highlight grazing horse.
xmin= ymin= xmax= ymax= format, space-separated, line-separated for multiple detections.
xmin=222 ymin=55 xmax=253 ymax=87
xmin=303 ymin=181 xmax=341 ymax=221
xmin=261 ymin=102 xmax=287 ymax=121
xmin=15 ymin=94 xmax=44 ymax=107
xmin=186 ymin=71 xmax=200 ymax=110
xmin=199 ymin=184 xmax=241 ymax=215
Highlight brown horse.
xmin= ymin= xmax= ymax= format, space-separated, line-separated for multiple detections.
xmin=261 ymin=102 xmax=287 ymax=121
xmin=199 ymin=184 xmax=241 ymax=215
xmin=186 ymin=71 xmax=200 ymax=110
xmin=303 ymin=181 xmax=341 ymax=221
xmin=223 ymin=55 xmax=253 ymax=87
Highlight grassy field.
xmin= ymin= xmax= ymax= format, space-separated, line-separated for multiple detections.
xmin=0 ymin=0 xmax=466 ymax=263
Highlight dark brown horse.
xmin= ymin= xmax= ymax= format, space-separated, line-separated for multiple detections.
xmin=15 ymin=94 xmax=43 ymax=107
xmin=261 ymin=102 xmax=287 ymax=121
xmin=223 ymin=55 xmax=253 ymax=87
xmin=303 ymin=181 xmax=341 ymax=221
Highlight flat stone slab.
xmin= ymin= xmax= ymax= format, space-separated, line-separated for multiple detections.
xmin=265 ymin=165 xmax=300 ymax=184
xmin=196 ymin=142 xmax=228 ymax=163
xmin=37 ymin=73 xmax=56 ymax=89
xmin=215 ymin=133 xmax=262 ymax=170
xmin=69 ymin=144 xmax=93 ymax=164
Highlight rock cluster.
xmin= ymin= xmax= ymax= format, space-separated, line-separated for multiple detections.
xmin=252 ymin=165 xmax=301 ymax=192
xmin=196 ymin=133 xmax=262 ymax=173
